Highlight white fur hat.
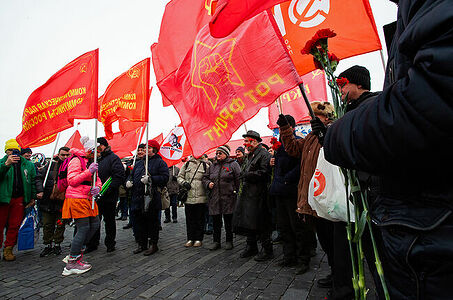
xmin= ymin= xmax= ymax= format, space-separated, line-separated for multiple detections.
xmin=80 ymin=136 xmax=99 ymax=153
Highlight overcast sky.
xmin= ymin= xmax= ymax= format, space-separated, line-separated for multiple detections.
xmin=0 ymin=0 xmax=397 ymax=156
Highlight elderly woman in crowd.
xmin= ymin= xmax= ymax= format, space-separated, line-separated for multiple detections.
xmin=202 ymin=145 xmax=240 ymax=250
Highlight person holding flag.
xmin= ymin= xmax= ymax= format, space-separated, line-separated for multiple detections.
xmin=126 ymin=140 xmax=169 ymax=256
xmin=61 ymin=137 xmax=101 ymax=276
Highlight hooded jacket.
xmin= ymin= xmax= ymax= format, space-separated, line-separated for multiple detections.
xmin=65 ymin=148 xmax=101 ymax=200
xmin=0 ymin=155 xmax=36 ymax=204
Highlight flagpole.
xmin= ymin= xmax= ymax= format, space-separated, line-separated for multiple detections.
xmin=92 ymin=120 xmax=98 ymax=209
xmin=243 ymin=124 xmax=248 ymax=133
xmin=42 ymin=133 xmax=61 ymax=188
xmin=379 ymin=50 xmax=387 ymax=72
xmin=145 ymin=122 xmax=149 ymax=194
xmin=298 ymin=83 xmax=315 ymax=119
xmin=276 ymin=97 xmax=283 ymax=115
xmin=132 ymin=126 xmax=144 ymax=168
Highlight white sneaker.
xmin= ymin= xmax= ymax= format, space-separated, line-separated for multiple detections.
xmin=62 ymin=255 xmax=69 ymax=264
xmin=62 ymin=258 xmax=92 ymax=276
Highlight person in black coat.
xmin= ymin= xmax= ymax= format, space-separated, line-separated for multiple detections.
xmin=127 ymin=140 xmax=169 ymax=256
xmin=233 ymin=130 xmax=272 ymax=261
xmin=36 ymin=147 xmax=71 ymax=257
xmin=319 ymin=1 xmax=453 ymax=298
xmin=86 ymin=137 xmax=125 ymax=253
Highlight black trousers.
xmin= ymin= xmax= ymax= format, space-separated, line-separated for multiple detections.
xmin=332 ymin=221 xmax=354 ymax=300
xmin=88 ymin=200 xmax=116 ymax=249
xmin=185 ymin=203 xmax=205 ymax=241
xmin=314 ymin=217 xmax=334 ymax=268
xmin=276 ymin=195 xmax=315 ymax=262
xmin=246 ymin=230 xmax=272 ymax=253
xmin=164 ymin=194 xmax=178 ymax=220
xmin=134 ymin=206 xmax=160 ymax=247
xmin=212 ymin=214 xmax=233 ymax=243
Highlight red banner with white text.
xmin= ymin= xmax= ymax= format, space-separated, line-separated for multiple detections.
xmin=17 ymin=49 xmax=99 ymax=148
xmin=159 ymin=12 xmax=301 ymax=157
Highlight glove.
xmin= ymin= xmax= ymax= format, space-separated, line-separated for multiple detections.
xmin=88 ymin=163 xmax=98 ymax=174
xmin=183 ymin=182 xmax=192 ymax=191
xmin=141 ymin=175 xmax=151 ymax=185
xmin=276 ymin=114 xmax=288 ymax=127
xmin=90 ymin=187 xmax=100 ymax=196
xmin=126 ymin=181 xmax=133 ymax=188
xmin=310 ymin=117 xmax=327 ymax=145
xmin=172 ymin=176 xmax=178 ymax=181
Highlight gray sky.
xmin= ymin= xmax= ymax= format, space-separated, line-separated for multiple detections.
xmin=0 ymin=0 xmax=397 ymax=156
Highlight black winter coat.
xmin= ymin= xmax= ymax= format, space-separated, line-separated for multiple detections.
xmin=35 ymin=158 xmax=64 ymax=213
xmin=98 ymin=147 xmax=125 ymax=203
xmin=233 ymin=144 xmax=271 ymax=233
xmin=324 ymin=0 xmax=453 ymax=230
xmin=202 ymin=158 xmax=241 ymax=215
xmin=269 ymin=136 xmax=300 ymax=197
xmin=130 ymin=154 xmax=169 ymax=211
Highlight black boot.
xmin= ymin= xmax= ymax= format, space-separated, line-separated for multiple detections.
xmin=143 ymin=243 xmax=158 ymax=256
xmin=254 ymin=248 xmax=274 ymax=262
xmin=240 ymin=244 xmax=258 ymax=258
xmin=40 ymin=245 xmax=54 ymax=257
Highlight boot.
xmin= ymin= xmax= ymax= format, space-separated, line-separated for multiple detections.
xmin=317 ymin=273 xmax=332 ymax=288
xmin=240 ymin=244 xmax=258 ymax=258
xmin=3 ymin=246 xmax=16 ymax=261
xmin=53 ymin=244 xmax=62 ymax=255
xmin=224 ymin=241 xmax=233 ymax=250
xmin=143 ymin=243 xmax=158 ymax=256
xmin=40 ymin=244 xmax=54 ymax=257
xmin=209 ymin=242 xmax=221 ymax=251
xmin=133 ymin=244 xmax=146 ymax=254
xmin=254 ymin=247 xmax=274 ymax=262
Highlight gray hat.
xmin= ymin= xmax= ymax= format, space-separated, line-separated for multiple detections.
xmin=216 ymin=145 xmax=230 ymax=157
xmin=242 ymin=130 xmax=262 ymax=142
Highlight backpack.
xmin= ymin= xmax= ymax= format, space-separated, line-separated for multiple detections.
xmin=57 ymin=154 xmax=87 ymax=193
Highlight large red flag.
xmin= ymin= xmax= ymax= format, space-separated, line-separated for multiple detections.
xmin=159 ymin=11 xmax=301 ymax=157
xmin=209 ymin=0 xmax=289 ymax=38
xmin=16 ymin=49 xmax=99 ymax=148
xmin=151 ymin=0 xmax=213 ymax=107
xmin=29 ymin=134 xmax=58 ymax=148
xmin=118 ymin=118 xmax=146 ymax=135
xmin=159 ymin=125 xmax=192 ymax=167
xmin=273 ymin=0 xmax=381 ymax=75
xmin=99 ymin=58 xmax=150 ymax=139
xmin=109 ymin=126 xmax=146 ymax=159
xmin=268 ymin=70 xmax=327 ymax=129
xmin=65 ymin=130 xmax=84 ymax=150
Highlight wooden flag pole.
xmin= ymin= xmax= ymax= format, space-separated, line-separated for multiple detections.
xmin=42 ymin=133 xmax=61 ymax=188
xmin=92 ymin=120 xmax=98 ymax=209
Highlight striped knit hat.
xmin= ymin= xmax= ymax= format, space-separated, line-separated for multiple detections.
xmin=216 ymin=145 xmax=230 ymax=157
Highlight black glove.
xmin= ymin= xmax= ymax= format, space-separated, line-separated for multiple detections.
xmin=172 ymin=176 xmax=178 ymax=181
xmin=183 ymin=182 xmax=192 ymax=191
xmin=310 ymin=117 xmax=327 ymax=145
xmin=276 ymin=114 xmax=288 ymax=127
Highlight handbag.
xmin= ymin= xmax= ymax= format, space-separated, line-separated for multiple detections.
xmin=159 ymin=186 xmax=170 ymax=210
xmin=50 ymin=183 xmax=65 ymax=201
xmin=308 ymin=148 xmax=355 ymax=222
xmin=17 ymin=208 xmax=40 ymax=251
xmin=177 ymin=162 xmax=202 ymax=203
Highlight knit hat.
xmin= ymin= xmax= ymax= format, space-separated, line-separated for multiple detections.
xmin=284 ymin=114 xmax=296 ymax=128
xmin=97 ymin=137 xmax=109 ymax=147
xmin=4 ymin=139 xmax=20 ymax=152
xmin=80 ymin=136 xmax=98 ymax=153
xmin=310 ymin=101 xmax=336 ymax=120
xmin=235 ymin=146 xmax=245 ymax=155
xmin=148 ymin=140 xmax=160 ymax=152
xmin=20 ymin=148 xmax=32 ymax=155
xmin=216 ymin=145 xmax=230 ymax=157
xmin=338 ymin=65 xmax=371 ymax=90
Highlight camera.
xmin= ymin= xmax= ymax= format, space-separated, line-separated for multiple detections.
xmin=12 ymin=149 xmax=20 ymax=156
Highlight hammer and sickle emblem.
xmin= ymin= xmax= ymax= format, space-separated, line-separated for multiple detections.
xmin=288 ymin=0 xmax=330 ymax=28
xmin=79 ymin=63 xmax=87 ymax=73
xmin=128 ymin=67 xmax=140 ymax=79
xmin=191 ymin=39 xmax=244 ymax=111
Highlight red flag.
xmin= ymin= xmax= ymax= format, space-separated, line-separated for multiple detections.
xmin=159 ymin=125 xmax=192 ymax=167
xmin=268 ymin=70 xmax=327 ymax=129
xmin=118 ymin=118 xmax=146 ymax=135
xmin=272 ymin=0 xmax=381 ymax=75
xmin=109 ymin=126 xmax=146 ymax=159
xmin=65 ymin=130 xmax=84 ymax=150
xmin=99 ymin=59 xmax=150 ymax=139
xmin=151 ymin=0 xmax=213 ymax=106
xmin=16 ymin=49 xmax=99 ymax=148
xmin=209 ymin=0 xmax=289 ymax=38
xmin=29 ymin=134 xmax=58 ymax=148
xmin=151 ymin=133 xmax=164 ymax=145
xmin=159 ymin=12 xmax=301 ymax=157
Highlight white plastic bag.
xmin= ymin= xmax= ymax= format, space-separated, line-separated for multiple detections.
xmin=308 ymin=148 xmax=355 ymax=222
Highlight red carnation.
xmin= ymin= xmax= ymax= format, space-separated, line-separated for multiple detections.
xmin=270 ymin=137 xmax=282 ymax=151
xmin=300 ymin=29 xmax=336 ymax=55
xmin=336 ymin=77 xmax=349 ymax=88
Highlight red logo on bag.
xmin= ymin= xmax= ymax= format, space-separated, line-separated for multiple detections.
xmin=313 ymin=169 xmax=326 ymax=196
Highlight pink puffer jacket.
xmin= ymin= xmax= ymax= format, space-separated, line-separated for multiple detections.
xmin=65 ymin=148 xmax=101 ymax=199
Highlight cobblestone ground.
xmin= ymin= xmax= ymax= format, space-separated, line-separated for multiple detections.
xmin=0 ymin=207 xmax=377 ymax=299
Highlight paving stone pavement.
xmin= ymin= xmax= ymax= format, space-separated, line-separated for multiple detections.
xmin=0 ymin=207 xmax=378 ymax=299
